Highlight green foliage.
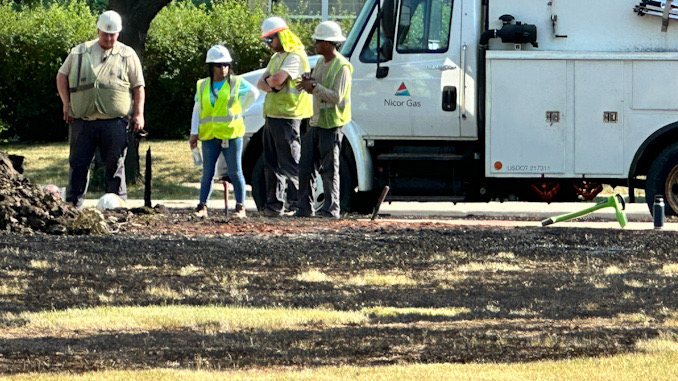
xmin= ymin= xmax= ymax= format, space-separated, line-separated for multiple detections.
xmin=0 ymin=0 xmax=95 ymax=141
xmin=0 ymin=0 xmax=357 ymax=141
xmin=85 ymin=0 xmax=106 ymax=13
xmin=144 ymin=0 xmax=269 ymax=138
xmin=144 ymin=0 xmax=356 ymax=139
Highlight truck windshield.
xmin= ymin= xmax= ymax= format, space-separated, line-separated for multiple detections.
xmin=397 ymin=0 xmax=452 ymax=53
xmin=341 ymin=0 xmax=377 ymax=58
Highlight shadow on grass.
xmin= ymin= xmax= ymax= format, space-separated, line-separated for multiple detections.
xmin=127 ymin=182 xmax=204 ymax=200
xmin=0 ymin=324 xmax=664 ymax=373
xmin=1 ymin=227 xmax=678 ymax=372
xmin=22 ymin=159 xmax=70 ymax=186
xmin=1 ymin=140 xmax=205 ymax=199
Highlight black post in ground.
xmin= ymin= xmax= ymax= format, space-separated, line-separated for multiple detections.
xmin=144 ymin=147 xmax=152 ymax=208
xmin=371 ymin=186 xmax=391 ymax=221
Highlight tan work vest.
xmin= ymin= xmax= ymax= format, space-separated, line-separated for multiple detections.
xmin=67 ymin=43 xmax=133 ymax=119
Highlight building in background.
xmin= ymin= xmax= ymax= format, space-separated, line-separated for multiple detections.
xmin=250 ymin=0 xmax=365 ymax=20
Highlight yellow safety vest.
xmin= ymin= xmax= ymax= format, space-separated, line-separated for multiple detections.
xmin=263 ymin=49 xmax=312 ymax=119
xmin=68 ymin=42 xmax=133 ymax=119
xmin=197 ymin=76 xmax=244 ymax=141
xmin=317 ymin=55 xmax=353 ymax=128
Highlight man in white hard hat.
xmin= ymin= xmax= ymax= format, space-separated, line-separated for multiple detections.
xmin=257 ymin=16 xmax=312 ymax=217
xmin=295 ymin=21 xmax=352 ymax=218
xmin=56 ymin=10 xmax=145 ymax=208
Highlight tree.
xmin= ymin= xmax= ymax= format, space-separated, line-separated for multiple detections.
xmin=107 ymin=0 xmax=172 ymax=62
xmin=104 ymin=0 xmax=172 ymax=185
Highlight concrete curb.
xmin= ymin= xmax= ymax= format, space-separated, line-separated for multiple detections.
xmin=376 ymin=201 xmax=652 ymax=221
xmin=82 ymin=199 xmax=258 ymax=211
xmin=83 ymin=199 xmax=654 ymax=220
xmin=79 ymin=198 xmax=675 ymax=230
xmin=360 ymin=218 xmax=677 ymax=231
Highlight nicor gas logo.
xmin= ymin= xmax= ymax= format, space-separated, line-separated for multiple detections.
xmin=395 ymin=82 xmax=410 ymax=96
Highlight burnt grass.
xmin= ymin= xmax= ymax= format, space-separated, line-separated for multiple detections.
xmin=1 ymin=213 xmax=678 ymax=373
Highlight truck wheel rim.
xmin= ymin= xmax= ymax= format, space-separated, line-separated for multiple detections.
xmin=311 ymin=174 xmax=325 ymax=213
xmin=665 ymin=165 xmax=678 ymax=213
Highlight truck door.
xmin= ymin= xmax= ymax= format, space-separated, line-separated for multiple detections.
xmin=574 ymin=61 xmax=624 ymax=175
xmin=351 ymin=0 xmax=462 ymax=138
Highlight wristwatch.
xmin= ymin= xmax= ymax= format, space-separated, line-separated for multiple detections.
xmin=266 ymin=77 xmax=279 ymax=93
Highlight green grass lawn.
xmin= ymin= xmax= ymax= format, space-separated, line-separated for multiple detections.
xmin=3 ymin=304 xmax=677 ymax=380
xmin=7 ymin=353 xmax=678 ymax=380
xmin=0 ymin=139 xmax=227 ymax=201
xmin=1 ymin=140 xmax=639 ymax=204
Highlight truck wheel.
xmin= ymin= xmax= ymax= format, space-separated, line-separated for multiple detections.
xmin=251 ymin=155 xmax=354 ymax=213
xmin=338 ymin=154 xmax=354 ymax=213
xmin=351 ymin=190 xmax=378 ymax=215
xmin=251 ymin=156 xmax=267 ymax=211
xmin=646 ymin=143 xmax=678 ymax=216
xmin=308 ymin=154 xmax=354 ymax=213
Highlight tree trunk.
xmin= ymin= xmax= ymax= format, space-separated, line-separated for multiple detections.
xmin=103 ymin=0 xmax=171 ymax=185
xmin=107 ymin=0 xmax=172 ymax=63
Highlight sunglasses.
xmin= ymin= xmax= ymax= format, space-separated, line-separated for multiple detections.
xmin=263 ymin=35 xmax=276 ymax=44
xmin=213 ymin=63 xmax=229 ymax=68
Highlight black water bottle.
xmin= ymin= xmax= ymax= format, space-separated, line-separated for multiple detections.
xmin=654 ymin=195 xmax=665 ymax=229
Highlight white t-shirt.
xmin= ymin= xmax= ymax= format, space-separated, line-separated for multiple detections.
xmin=277 ymin=53 xmax=302 ymax=80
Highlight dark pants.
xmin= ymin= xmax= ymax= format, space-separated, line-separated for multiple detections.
xmin=66 ymin=118 xmax=128 ymax=208
xmin=297 ymin=125 xmax=344 ymax=218
xmin=262 ymin=117 xmax=301 ymax=214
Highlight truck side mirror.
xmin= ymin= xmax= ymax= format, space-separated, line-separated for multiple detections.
xmin=376 ymin=0 xmax=395 ymax=78
xmin=379 ymin=0 xmax=396 ymax=62
xmin=380 ymin=39 xmax=393 ymax=61
xmin=382 ymin=0 xmax=397 ymax=38
xmin=377 ymin=66 xmax=390 ymax=78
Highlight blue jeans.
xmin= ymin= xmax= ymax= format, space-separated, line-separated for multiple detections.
xmin=200 ymin=137 xmax=245 ymax=205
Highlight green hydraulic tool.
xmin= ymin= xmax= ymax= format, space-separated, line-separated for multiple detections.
xmin=541 ymin=194 xmax=628 ymax=228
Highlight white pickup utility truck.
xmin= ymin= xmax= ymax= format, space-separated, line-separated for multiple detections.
xmin=238 ymin=0 xmax=678 ymax=215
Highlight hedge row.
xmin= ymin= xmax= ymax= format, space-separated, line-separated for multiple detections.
xmin=0 ymin=0 xmax=353 ymax=141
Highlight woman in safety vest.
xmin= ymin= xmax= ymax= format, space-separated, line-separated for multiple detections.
xmin=189 ymin=45 xmax=259 ymax=218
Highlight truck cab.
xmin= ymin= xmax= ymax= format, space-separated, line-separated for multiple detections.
xmin=240 ymin=0 xmax=678 ymax=215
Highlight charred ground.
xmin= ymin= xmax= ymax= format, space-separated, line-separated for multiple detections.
xmin=1 ymin=210 xmax=678 ymax=373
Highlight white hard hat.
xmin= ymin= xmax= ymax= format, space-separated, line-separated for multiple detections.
xmin=261 ymin=16 xmax=288 ymax=38
xmin=97 ymin=10 xmax=122 ymax=34
xmin=312 ymin=21 xmax=346 ymax=42
xmin=96 ymin=193 xmax=128 ymax=211
xmin=206 ymin=45 xmax=232 ymax=64
xmin=43 ymin=184 xmax=62 ymax=200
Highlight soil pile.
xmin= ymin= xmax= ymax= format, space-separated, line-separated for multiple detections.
xmin=0 ymin=151 xmax=81 ymax=234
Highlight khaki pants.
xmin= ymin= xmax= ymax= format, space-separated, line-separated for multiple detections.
xmin=297 ymin=125 xmax=344 ymax=217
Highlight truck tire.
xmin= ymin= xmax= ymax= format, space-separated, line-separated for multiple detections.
xmin=351 ymin=190 xmax=378 ymax=215
xmin=338 ymin=154 xmax=354 ymax=213
xmin=251 ymin=156 xmax=267 ymax=211
xmin=646 ymin=142 xmax=678 ymax=216
xmin=250 ymin=154 xmax=355 ymax=213
xmin=304 ymin=154 xmax=354 ymax=213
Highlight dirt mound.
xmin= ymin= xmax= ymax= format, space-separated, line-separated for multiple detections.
xmin=0 ymin=151 xmax=92 ymax=234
